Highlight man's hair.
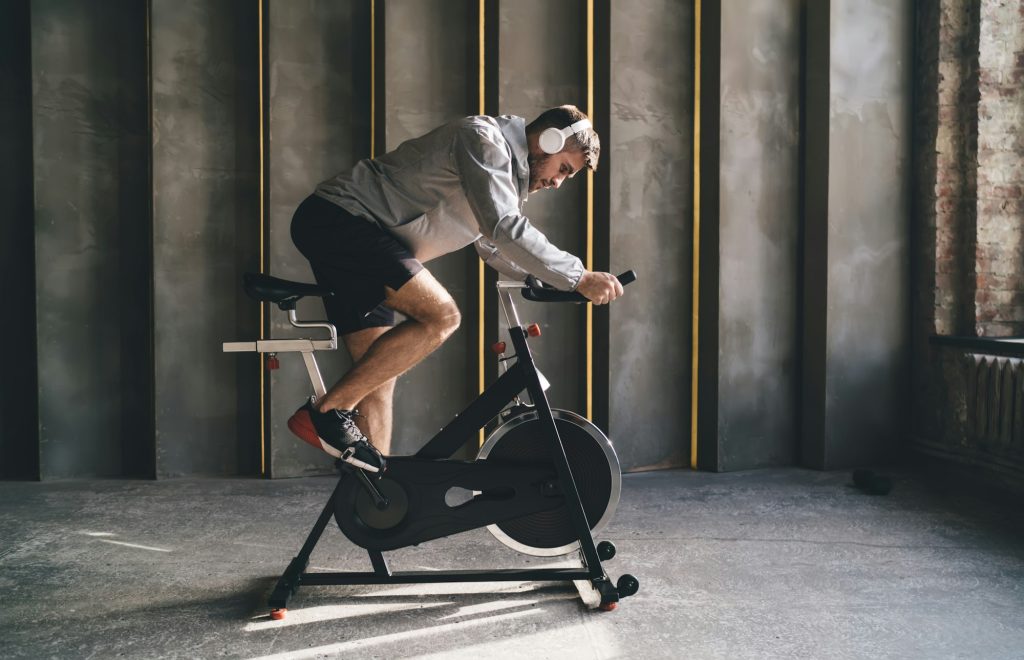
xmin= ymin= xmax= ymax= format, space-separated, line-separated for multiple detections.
xmin=525 ymin=105 xmax=600 ymax=171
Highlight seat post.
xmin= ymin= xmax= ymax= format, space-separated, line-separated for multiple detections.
xmin=301 ymin=350 xmax=328 ymax=400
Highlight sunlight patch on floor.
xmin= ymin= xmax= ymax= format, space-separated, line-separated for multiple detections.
xmin=73 ymin=531 xmax=171 ymax=552
xmin=406 ymin=616 xmax=622 ymax=660
xmin=244 ymin=601 xmax=450 ymax=632
xmin=97 ymin=539 xmax=171 ymax=552
xmin=245 ymin=608 xmax=545 ymax=660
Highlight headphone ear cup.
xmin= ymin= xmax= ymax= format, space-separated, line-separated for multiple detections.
xmin=539 ymin=127 xmax=565 ymax=154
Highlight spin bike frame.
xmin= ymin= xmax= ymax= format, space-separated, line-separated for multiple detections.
xmin=232 ymin=280 xmax=622 ymax=610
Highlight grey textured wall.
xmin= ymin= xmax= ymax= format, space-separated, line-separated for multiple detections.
xmin=608 ymin=1 xmax=694 ymax=471
xmin=715 ymin=0 xmax=802 ymax=470
xmin=385 ymin=0 xmax=475 ymax=456
xmin=8 ymin=0 xmax=918 ymax=481
xmin=151 ymin=0 xmax=259 ymax=477
xmin=819 ymin=0 xmax=912 ymax=467
xmin=266 ymin=0 xmax=363 ymax=477
xmin=31 ymin=0 xmax=150 ymax=478
xmin=499 ymin=0 xmax=588 ymax=414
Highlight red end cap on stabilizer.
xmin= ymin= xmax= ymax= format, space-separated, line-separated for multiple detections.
xmin=527 ymin=323 xmax=542 ymax=337
xmin=270 ymin=608 xmax=287 ymax=620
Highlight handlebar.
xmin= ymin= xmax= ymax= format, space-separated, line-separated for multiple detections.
xmin=522 ymin=270 xmax=637 ymax=303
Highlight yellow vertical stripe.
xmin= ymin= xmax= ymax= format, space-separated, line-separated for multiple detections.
xmin=478 ymin=0 xmax=486 ymax=446
xmin=258 ymin=0 xmax=266 ymax=477
xmin=690 ymin=0 xmax=701 ymax=470
xmin=585 ymin=0 xmax=594 ymax=421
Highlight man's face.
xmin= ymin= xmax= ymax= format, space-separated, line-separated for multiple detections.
xmin=527 ymin=147 xmax=587 ymax=194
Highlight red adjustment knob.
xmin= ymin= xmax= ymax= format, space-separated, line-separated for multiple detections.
xmin=491 ymin=341 xmax=507 ymax=354
xmin=527 ymin=323 xmax=542 ymax=337
xmin=266 ymin=354 xmax=280 ymax=371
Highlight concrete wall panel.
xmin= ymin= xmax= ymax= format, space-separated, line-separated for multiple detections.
xmin=385 ymin=0 xmax=474 ymax=456
xmin=1 ymin=0 xmax=39 ymax=479
xmin=31 ymin=0 xmax=150 ymax=478
xmin=499 ymin=0 xmax=588 ymax=414
xmin=608 ymin=1 xmax=694 ymax=471
xmin=266 ymin=0 xmax=362 ymax=476
xmin=823 ymin=0 xmax=912 ymax=467
xmin=717 ymin=0 xmax=801 ymax=470
xmin=151 ymin=0 xmax=259 ymax=477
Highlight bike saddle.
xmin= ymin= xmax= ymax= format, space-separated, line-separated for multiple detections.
xmin=243 ymin=273 xmax=334 ymax=310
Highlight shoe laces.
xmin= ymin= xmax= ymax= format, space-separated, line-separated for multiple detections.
xmin=338 ymin=409 xmax=365 ymax=438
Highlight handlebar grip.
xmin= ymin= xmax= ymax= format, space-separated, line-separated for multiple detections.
xmin=521 ymin=270 xmax=637 ymax=303
xmin=617 ymin=270 xmax=637 ymax=287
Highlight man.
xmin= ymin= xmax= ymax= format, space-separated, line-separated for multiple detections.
xmin=288 ymin=104 xmax=624 ymax=474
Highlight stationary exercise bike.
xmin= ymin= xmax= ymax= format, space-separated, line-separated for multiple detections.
xmin=224 ymin=270 xmax=640 ymax=617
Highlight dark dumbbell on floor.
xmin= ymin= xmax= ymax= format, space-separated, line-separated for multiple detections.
xmin=852 ymin=468 xmax=893 ymax=495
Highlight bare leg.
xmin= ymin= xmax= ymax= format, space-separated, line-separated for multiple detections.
xmin=340 ymin=326 xmax=396 ymax=455
xmin=318 ymin=269 xmax=460 ymax=416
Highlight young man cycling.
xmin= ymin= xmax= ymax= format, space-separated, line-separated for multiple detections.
xmin=288 ymin=105 xmax=623 ymax=473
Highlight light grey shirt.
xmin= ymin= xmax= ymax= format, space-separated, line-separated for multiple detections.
xmin=314 ymin=115 xmax=584 ymax=291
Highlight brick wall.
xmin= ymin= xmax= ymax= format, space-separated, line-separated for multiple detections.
xmin=931 ymin=0 xmax=979 ymax=337
xmin=920 ymin=0 xmax=1023 ymax=338
xmin=975 ymin=0 xmax=1024 ymax=336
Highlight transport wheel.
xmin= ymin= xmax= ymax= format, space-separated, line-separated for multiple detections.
xmin=616 ymin=574 xmax=640 ymax=598
xmin=480 ymin=409 xmax=622 ymax=556
xmin=270 ymin=608 xmax=287 ymax=620
xmin=597 ymin=540 xmax=616 ymax=560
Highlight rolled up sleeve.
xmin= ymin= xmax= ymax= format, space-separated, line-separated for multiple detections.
xmin=473 ymin=237 xmax=529 ymax=281
xmin=455 ymin=125 xmax=584 ymax=291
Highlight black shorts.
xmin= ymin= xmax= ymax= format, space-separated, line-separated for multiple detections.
xmin=290 ymin=194 xmax=423 ymax=335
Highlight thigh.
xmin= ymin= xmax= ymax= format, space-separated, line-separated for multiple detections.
xmin=383 ymin=269 xmax=458 ymax=322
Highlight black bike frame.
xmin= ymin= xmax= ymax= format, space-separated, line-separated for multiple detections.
xmin=267 ymin=324 xmax=616 ymax=611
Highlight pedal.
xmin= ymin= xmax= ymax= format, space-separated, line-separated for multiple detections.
xmin=355 ymin=469 xmax=390 ymax=510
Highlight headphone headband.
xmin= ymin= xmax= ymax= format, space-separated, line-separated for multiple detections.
xmin=539 ymin=118 xmax=593 ymax=155
xmin=564 ymin=118 xmax=592 ymax=136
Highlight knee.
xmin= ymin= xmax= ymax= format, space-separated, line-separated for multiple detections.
xmin=424 ymin=302 xmax=461 ymax=340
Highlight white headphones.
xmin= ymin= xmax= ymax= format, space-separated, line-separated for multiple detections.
xmin=538 ymin=118 xmax=592 ymax=155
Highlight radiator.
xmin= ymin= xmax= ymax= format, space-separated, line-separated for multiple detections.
xmin=966 ymin=354 xmax=1024 ymax=450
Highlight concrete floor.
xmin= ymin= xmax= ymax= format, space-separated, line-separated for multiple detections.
xmin=1 ymin=468 xmax=1023 ymax=659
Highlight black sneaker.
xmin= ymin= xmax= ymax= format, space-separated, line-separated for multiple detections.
xmin=287 ymin=398 xmax=386 ymax=473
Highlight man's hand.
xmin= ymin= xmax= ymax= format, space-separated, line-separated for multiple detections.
xmin=575 ymin=270 xmax=625 ymax=305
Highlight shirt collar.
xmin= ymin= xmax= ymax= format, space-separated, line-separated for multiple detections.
xmin=495 ymin=115 xmax=530 ymax=202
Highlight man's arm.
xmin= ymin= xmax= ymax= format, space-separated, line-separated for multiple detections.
xmin=474 ymin=237 xmax=623 ymax=304
xmin=473 ymin=237 xmax=529 ymax=281
xmin=455 ymin=124 xmax=584 ymax=291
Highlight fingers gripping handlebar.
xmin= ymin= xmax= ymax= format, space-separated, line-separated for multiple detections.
xmin=522 ymin=270 xmax=637 ymax=303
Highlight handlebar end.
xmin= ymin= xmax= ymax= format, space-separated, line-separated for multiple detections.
xmin=521 ymin=269 xmax=637 ymax=304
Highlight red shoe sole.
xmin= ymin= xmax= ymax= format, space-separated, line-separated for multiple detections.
xmin=287 ymin=410 xmax=331 ymax=453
